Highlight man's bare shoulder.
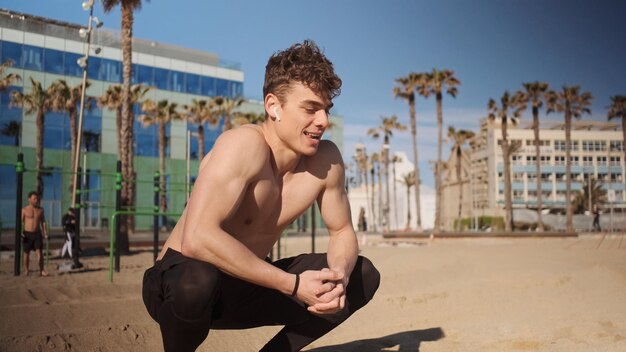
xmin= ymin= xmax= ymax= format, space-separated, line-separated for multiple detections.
xmin=200 ymin=124 xmax=269 ymax=175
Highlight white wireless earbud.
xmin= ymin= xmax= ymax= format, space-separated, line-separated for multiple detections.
xmin=273 ymin=107 xmax=281 ymax=121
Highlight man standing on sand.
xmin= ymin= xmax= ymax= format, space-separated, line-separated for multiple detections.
xmin=21 ymin=191 xmax=49 ymax=276
xmin=142 ymin=40 xmax=380 ymax=352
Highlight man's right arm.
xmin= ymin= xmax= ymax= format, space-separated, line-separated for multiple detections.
xmin=180 ymin=128 xmax=298 ymax=295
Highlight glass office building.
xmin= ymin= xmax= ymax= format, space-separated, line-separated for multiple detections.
xmin=0 ymin=9 xmax=244 ymax=230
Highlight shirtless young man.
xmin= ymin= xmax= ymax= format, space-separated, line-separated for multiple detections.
xmin=142 ymin=40 xmax=380 ymax=351
xmin=21 ymin=191 xmax=49 ymax=276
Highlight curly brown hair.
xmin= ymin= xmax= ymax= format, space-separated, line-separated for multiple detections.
xmin=263 ymin=40 xmax=342 ymax=105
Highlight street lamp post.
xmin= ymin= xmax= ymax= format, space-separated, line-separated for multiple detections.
xmin=70 ymin=0 xmax=102 ymax=268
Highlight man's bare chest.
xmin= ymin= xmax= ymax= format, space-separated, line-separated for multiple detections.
xmin=234 ymin=172 xmax=323 ymax=227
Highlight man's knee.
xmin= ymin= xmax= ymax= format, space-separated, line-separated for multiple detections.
xmin=166 ymin=261 xmax=222 ymax=321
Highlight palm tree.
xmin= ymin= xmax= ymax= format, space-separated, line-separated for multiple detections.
xmin=215 ymin=96 xmax=244 ymax=132
xmin=1 ymin=121 xmax=21 ymax=146
xmin=139 ymin=99 xmax=182 ymax=221
xmin=448 ymin=126 xmax=475 ymax=231
xmin=11 ymin=78 xmax=55 ymax=195
xmin=50 ymin=79 xmax=91 ymax=172
xmin=546 ymin=86 xmax=593 ymax=232
xmin=367 ymin=115 xmax=407 ymax=231
xmin=233 ymin=111 xmax=266 ymax=128
xmin=183 ymin=98 xmax=221 ymax=161
xmin=419 ymin=69 xmax=460 ymax=234
xmin=370 ymin=152 xmax=380 ymax=231
xmin=355 ymin=145 xmax=372 ymax=232
xmin=572 ymin=177 xmax=606 ymax=214
xmin=402 ymin=171 xmax=416 ymax=230
xmin=391 ymin=154 xmax=401 ymax=229
xmin=607 ymin=95 xmax=626 ymax=167
xmin=0 ymin=59 xmax=21 ymax=91
xmin=393 ymin=73 xmax=428 ymax=230
xmin=102 ymin=0 xmax=146 ymax=233
xmin=488 ymin=91 xmax=526 ymax=232
xmin=520 ymin=82 xmax=550 ymax=232
xmin=98 ymin=83 xmax=150 ymax=235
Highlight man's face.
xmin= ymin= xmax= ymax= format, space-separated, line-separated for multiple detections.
xmin=275 ymin=82 xmax=332 ymax=156
xmin=29 ymin=194 xmax=39 ymax=206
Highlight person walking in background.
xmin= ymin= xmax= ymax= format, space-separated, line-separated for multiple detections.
xmin=592 ymin=204 xmax=601 ymax=232
xmin=61 ymin=207 xmax=76 ymax=258
xmin=21 ymin=191 xmax=48 ymax=277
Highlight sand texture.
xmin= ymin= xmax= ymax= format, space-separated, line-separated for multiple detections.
xmin=1 ymin=234 xmax=625 ymax=351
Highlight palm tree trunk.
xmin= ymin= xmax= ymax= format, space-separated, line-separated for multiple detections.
xmin=456 ymin=149 xmax=463 ymax=231
xmin=405 ymin=184 xmax=411 ymax=230
xmin=409 ymin=100 xmax=422 ymax=230
xmin=565 ymin=109 xmax=574 ymax=232
xmin=384 ymin=146 xmax=391 ymax=232
xmin=116 ymin=107 xmax=122 ymax=160
xmin=502 ymin=119 xmax=513 ymax=232
xmin=533 ymin=106 xmax=544 ymax=231
xmin=370 ymin=165 xmax=377 ymax=232
xmin=364 ymin=168 xmax=371 ymax=232
xmin=435 ymin=92 xmax=443 ymax=233
xmin=119 ymin=2 xmax=134 ymax=249
xmin=127 ymin=108 xmax=136 ymax=234
xmin=36 ymin=109 xmax=45 ymax=196
xmin=198 ymin=124 xmax=205 ymax=161
xmin=393 ymin=162 xmax=398 ymax=229
xmin=224 ymin=114 xmax=231 ymax=131
xmin=159 ymin=122 xmax=167 ymax=228
xmin=377 ymin=162 xmax=383 ymax=231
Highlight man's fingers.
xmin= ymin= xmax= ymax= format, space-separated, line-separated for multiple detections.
xmin=316 ymin=269 xmax=343 ymax=282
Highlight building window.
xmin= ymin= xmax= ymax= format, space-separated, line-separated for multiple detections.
xmin=597 ymin=156 xmax=607 ymax=166
xmin=541 ymin=173 xmax=552 ymax=181
xmin=610 ymin=156 xmax=621 ymax=166
xmin=555 ymin=140 xmax=579 ymax=151
xmin=87 ymin=56 xmax=101 ymax=80
xmin=154 ymin=67 xmax=170 ymax=90
xmin=99 ymin=58 xmax=122 ymax=83
xmin=43 ymin=111 xmax=71 ymax=150
xmin=64 ymin=52 xmax=82 ymax=77
xmin=540 ymin=156 xmax=551 ymax=165
xmin=526 ymin=156 xmax=537 ymax=164
xmin=135 ymin=64 xmax=154 ymax=86
xmin=1 ymin=41 xmax=23 ymax=67
xmin=216 ymin=78 xmax=228 ymax=97
xmin=610 ymin=141 xmax=623 ymax=152
xmin=583 ymin=156 xmax=593 ymax=166
xmin=185 ymin=73 xmax=201 ymax=95
xmin=569 ymin=156 xmax=579 ymax=165
xmin=512 ymin=155 xmax=523 ymax=165
xmin=555 ymin=156 xmax=566 ymax=165
xmin=170 ymin=70 xmax=185 ymax=93
xmin=44 ymin=48 xmax=64 ymax=74
xmin=0 ymin=87 xmax=22 ymax=147
xmin=200 ymin=76 xmax=216 ymax=97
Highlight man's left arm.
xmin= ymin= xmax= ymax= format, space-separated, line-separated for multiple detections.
xmin=41 ymin=212 xmax=48 ymax=239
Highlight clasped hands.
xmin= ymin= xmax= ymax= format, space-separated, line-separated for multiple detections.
xmin=296 ymin=268 xmax=348 ymax=315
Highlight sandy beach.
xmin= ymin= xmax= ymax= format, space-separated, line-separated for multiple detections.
xmin=1 ymin=233 xmax=625 ymax=351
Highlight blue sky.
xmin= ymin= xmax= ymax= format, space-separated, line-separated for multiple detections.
xmin=4 ymin=0 xmax=625 ymax=187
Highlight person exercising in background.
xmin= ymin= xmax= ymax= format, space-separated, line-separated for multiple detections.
xmin=61 ymin=207 xmax=76 ymax=258
xmin=21 ymin=191 xmax=49 ymax=277
xmin=142 ymin=40 xmax=380 ymax=351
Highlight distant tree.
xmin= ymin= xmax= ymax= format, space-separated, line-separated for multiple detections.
xmin=1 ymin=121 xmax=21 ymax=146
xmin=607 ymin=95 xmax=626 ymax=167
xmin=393 ymin=73 xmax=429 ymax=230
xmin=547 ymin=86 xmax=593 ymax=232
xmin=520 ymin=81 xmax=550 ymax=231
xmin=402 ymin=171 xmax=416 ymax=230
xmin=420 ymin=69 xmax=461 ymax=234
xmin=447 ymin=126 xmax=475 ymax=230
xmin=50 ymin=79 xmax=91 ymax=173
xmin=11 ymin=78 xmax=55 ymax=195
xmin=573 ymin=178 xmax=606 ymax=214
xmin=0 ymin=59 xmax=21 ymax=92
xmin=488 ymin=91 xmax=526 ymax=232
xmin=183 ymin=98 xmax=221 ymax=161
xmin=367 ymin=115 xmax=407 ymax=231
xmin=139 ymin=99 xmax=182 ymax=223
xmin=215 ymin=96 xmax=244 ymax=131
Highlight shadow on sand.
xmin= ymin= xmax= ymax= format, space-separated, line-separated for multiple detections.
xmin=308 ymin=327 xmax=444 ymax=351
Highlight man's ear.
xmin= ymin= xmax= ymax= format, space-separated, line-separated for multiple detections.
xmin=264 ymin=93 xmax=280 ymax=121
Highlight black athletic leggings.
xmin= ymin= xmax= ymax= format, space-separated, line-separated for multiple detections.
xmin=142 ymin=249 xmax=380 ymax=352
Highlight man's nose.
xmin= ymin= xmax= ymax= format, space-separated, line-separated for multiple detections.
xmin=314 ymin=110 xmax=329 ymax=128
